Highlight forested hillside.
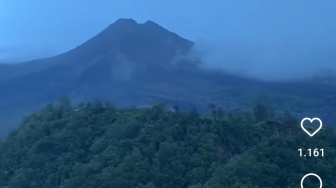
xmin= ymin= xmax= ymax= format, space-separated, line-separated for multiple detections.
xmin=0 ymin=99 xmax=335 ymax=188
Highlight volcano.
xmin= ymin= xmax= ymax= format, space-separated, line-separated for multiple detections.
xmin=0 ymin=18 xmax=335 ymax=136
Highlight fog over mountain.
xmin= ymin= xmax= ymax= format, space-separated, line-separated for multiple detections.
xmin=2 ymin=1 xmax=336 ymax=82
xmin=192 ymin=37 xmax=336 ymax=82
xmin=3 ymin=38 xmax=336 ymax=82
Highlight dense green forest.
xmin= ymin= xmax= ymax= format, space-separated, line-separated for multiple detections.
xmin=0 ymin=99 xmax=335 ymax=188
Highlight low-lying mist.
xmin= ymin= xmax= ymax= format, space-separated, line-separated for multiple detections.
xmin=193 ymin=38 xmax=336 ymax=82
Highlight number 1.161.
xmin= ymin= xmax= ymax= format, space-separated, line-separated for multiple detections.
xmin=298 ymin=148 xmax=324 ymax=157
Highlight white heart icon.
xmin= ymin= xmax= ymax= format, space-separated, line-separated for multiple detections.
xmin=300 ymin=117 xmax=322 ymax=137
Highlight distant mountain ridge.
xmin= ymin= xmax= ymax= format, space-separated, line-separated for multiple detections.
xmin=0 ymin=18 xmax=335 ymax=137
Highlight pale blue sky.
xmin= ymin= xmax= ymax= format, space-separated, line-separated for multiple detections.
xmin=1 ymin=0 xmax=336 ymax=80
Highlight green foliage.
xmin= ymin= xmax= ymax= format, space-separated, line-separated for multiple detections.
xmin=0 ymin=101 xmax=335 ymax=187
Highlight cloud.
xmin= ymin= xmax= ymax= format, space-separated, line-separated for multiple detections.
xmin=193 ymin=38 xmax=336 ymax=82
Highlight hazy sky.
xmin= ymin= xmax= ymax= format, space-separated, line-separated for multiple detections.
xmin=1 ymin=0 xmax=336 ymax=80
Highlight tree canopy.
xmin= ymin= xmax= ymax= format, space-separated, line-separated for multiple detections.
xmin=0 ymin=100 xmax=335 ymax=188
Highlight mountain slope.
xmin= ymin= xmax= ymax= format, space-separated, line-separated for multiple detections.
xmin=0 ymin=19 xmax=198 ymax=135
xmin=0 ymin=18 xmax=335 ymax=136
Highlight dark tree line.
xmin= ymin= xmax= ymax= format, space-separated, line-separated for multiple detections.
xmin=0 ymin=99 xmax=335 ymax=188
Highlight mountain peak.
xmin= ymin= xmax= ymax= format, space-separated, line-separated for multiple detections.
xmin=143 ymin=20 xmax=160 ymax=26
xmin=113 ymin=18 xmax=138 ymax=26
xmin=65 ymin=18 xmax=194 ymax=67
xmin=109 ymin=19 xmax=164 ymax=31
